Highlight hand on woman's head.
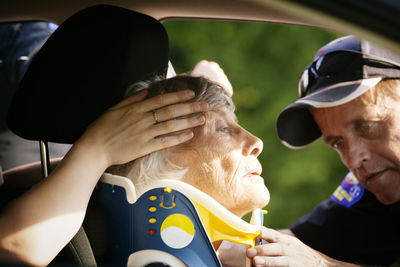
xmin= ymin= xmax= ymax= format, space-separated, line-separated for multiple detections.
xmin=78 ymin=88 xmax=208 ymax=168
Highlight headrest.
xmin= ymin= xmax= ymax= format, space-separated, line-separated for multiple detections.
xmin=7 ymin=5 xmax=169 ymax=144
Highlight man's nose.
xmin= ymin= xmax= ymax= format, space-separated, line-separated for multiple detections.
xmin=242 ymin=131 xmax=263 ymax=157
xmin=342 ymin=139 xmax=371 ymax=170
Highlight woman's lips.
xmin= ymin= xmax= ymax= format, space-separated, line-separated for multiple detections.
xmin=244 ymin=171 xmax=262 ymax=179
xmin=250 ymin=168 xmax=262 ymax=176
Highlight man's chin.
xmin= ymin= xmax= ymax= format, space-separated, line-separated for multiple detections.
xmin=375 ymin=191 xmax=400 ymax=205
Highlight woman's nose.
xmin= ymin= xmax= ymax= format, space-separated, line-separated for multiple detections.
xmin=242 ymin=131 xmax=263 ymax=157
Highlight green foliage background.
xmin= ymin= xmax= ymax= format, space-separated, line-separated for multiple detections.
xmin=164 ymin=20 xmax=348 ymax=229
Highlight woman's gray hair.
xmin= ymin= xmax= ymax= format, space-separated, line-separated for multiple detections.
xmin=126 ymin=75 xmax=234 ymax=111
xmin=108 ymin=75 xmax=235 ymax=196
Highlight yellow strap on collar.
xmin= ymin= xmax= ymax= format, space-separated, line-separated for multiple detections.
xmin=191 ymin=199 xmax=261 ymax=247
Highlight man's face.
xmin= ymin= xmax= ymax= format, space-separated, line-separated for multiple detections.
xmin=313 ymin=89 xmax=400 ymax=204
xmin=171 ymin=106 xmax=270 ymax=217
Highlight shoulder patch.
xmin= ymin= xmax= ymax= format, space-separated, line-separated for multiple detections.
xmin=47 ymin=22 xmax=59 ymax=31
xmin=330 ymin=172 xmax=364 ymax=208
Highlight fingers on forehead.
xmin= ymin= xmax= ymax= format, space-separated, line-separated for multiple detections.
xmin=151 ymin=115 xmax=204 ymax=137
xmin=156 ymin=102 xmax=207 ymax=123
xmin=149 ymin=130 xmax=194 ymax=149
xmin=140 ymin=90 xmax=194 ymax=112
xmin=111 ymin=89 xmax=148 ymax=110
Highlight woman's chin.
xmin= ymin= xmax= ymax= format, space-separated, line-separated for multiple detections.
xmin=248 ymin=181 xmax=270 ymax=207
xmin=253 ymin=193 xmax=270 ymax=210
xmin=261 ymin=186 xmax=270 ymax=206
xmin=236 ymin=188 xmax=270 ymax=216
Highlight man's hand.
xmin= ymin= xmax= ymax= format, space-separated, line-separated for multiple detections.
xmin=246 ymin=226 xmax=361 ymax=267
xmin=190 ymin=60 xmax=233 ymax=96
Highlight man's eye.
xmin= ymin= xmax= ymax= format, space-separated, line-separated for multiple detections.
xmin=361 ymin=122 xmax=372 ymax=131
xmin=358 ymin=121 xmax=383 ymax=139
xmin=332 ymin=138 xmax=343 ymax=149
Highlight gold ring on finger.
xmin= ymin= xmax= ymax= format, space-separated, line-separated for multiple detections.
xmin=152 ymin=110 xmax=159 ymax=124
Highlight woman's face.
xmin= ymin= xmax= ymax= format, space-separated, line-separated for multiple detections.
xmin=171 ymin=106 xmax=270 ymax=217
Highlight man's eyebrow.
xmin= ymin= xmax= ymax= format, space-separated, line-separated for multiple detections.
xmin=322 ymin=118 xmax=365 ymax=144
xmin=347 ymin=118 xmax=370 ymax=129
xmin=323 ymin=135 xmax=334 ymax=144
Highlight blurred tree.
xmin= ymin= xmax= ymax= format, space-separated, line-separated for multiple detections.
xmin=164 ymin=20 xmax=347 ymax=228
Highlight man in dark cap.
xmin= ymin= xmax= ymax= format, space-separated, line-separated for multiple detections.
xmin=247 ymin=35 xmax=400 ymax=266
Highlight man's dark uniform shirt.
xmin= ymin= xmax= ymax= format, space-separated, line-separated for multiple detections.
xmin=291 ymin=172 xmax=400 ymax=266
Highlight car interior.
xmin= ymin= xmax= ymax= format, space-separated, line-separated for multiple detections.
xmin=0 ymin=0 xmax=399 ymax=266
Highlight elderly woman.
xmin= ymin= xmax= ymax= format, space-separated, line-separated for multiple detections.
xmin=108 ymin=74 xmax=270 ymax=219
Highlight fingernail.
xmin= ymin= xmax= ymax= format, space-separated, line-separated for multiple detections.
xmin=183 ymin=130 xmax=194 ymax=139
xmin=197 ymin=115 xmax=205 ymax=123
xmin=186 ymin=90 xmax=195 ymax=97
xmin=254 ymin=257 xmax=265 ymax=265
xmin=247 ymin=248 xmax=257 ymax=258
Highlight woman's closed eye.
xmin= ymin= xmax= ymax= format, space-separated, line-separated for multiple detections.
xmin=219 ymin=126 xmax=231 ymax=133
xmin=215 ymin=120 xmax=232 ymax=134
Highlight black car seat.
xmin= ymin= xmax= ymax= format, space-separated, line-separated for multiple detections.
xmin=0 ymin=21 xmax=71 ymax=171
xmin=5 ymin=4 xmax=169 ymax=265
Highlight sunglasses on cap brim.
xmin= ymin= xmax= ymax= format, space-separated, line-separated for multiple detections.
xmin=298 ymin=50 xmax=400 ymax=98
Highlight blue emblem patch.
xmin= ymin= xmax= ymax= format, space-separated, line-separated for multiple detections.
xmin=330 ymin=172 xmax=364 ymax=208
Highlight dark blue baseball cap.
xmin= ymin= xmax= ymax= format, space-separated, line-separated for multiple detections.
xmin=276 ymin=35 xmax=400 ymax=149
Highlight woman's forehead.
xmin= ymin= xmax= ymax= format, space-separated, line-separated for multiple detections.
xmin=207 ymin=106 xmax=237 ymax=122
